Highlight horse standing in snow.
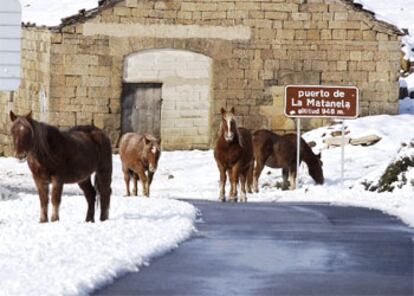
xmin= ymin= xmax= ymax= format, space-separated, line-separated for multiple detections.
xmin=9 ymin=111 xmax=112 ymax=223
xmin=119 ymin=133 xmax=161 ymax=197
xmin=251 ymin=129 xmax=324 ymax=192
xmin=214 ymin=108 xmax=253 ymax=202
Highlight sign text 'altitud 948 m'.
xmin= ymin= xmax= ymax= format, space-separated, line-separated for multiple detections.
xmin=284 ymin=85 xmax=359 ymax=118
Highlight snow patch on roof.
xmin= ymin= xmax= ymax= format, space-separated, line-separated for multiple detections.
xmin=21 ymin=0 xmax=99 ymax=27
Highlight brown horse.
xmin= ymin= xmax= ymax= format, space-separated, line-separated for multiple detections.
xmin=252 ymin=129 xmax=324 ymax=191
xmin=119 ymin=133 xmax=161 ymax=197
xmin=214 ymin=107 xmax=253 ymax=202
xmin=10 ymin=111 xmax=112 ymax=223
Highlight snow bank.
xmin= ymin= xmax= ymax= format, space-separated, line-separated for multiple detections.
xmin=0 ymin=190 xmax=196 ymax=295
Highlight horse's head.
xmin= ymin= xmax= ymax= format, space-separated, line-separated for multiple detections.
xmin=9 ymin=111 xmax=34 ymax=160
xmin=143 ymin=134 xmax=161 ymax=173
xmin=309 ymin=152 xmax=324 ymax=185
xmin=219 ymin=107 xmax=238 ymax=143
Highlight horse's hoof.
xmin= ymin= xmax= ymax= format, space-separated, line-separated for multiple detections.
xmin=228 ymin=198 xmax=237 ymax=203
xmin=51 ymin=216 xmax=59 ymax=222
xmin=85 ymin=216 xmax=95 ymax=223
xmin=100 ymin=211 xmax=109 ymax=221
xmin=219 ymin=198 xmax=225 ymax=203
xmin=39 ymin=218 xmax=48 ymax=223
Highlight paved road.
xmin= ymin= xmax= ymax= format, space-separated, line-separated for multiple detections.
xmin=95 ymin=200 xmax=414 ymax=296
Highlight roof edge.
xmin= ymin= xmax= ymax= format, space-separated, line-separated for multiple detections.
xmin=22 ymin=0 xmax=406 ymax=37
xmin=341 ymin=0 xmax=405 ymax=36
xmin=22 ymin=0 xmax=124 ymax=30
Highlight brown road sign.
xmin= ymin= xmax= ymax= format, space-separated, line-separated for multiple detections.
xmin=284 ymin=85 xmax=359 ymax=118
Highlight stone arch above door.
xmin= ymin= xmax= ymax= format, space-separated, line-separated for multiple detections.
xmin=123 ymin=49 xmax=213 ymax=150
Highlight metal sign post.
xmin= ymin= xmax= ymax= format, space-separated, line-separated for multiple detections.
xmin=296 ymin=118 xmax=301 ymax=190
xmin=284 ymin=85 xmax=359 ymax=190
xmin=341 ymin=120 xmax=345 ymax=187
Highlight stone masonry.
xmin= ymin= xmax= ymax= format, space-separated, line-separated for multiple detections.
xmin=0 ymin=0 xmax=403 ymax=154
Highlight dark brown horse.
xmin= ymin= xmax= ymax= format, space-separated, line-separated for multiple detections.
xmin=252 ymin=129 xmax=324 ymax=191
xmin=119 ymin=133 xmax=161 ymax=197
xmin=10 ymin=111 xmax=112 ymax=223
xmin=214 ymin=108 xmax=253 ymax=202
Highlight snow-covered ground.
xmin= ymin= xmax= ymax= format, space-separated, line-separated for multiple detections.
xmin=1 ymin=118 xmax=413 ymax=296
xmin=0 ymin=171 xmax=196 ymax=296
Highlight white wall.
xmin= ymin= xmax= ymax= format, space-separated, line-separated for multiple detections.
xmin=0 ymin=0 xmax=21 ymax=91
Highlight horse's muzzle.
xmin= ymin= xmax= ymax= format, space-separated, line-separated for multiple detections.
xmin=224 ymin=133 xmax=234 ymax=142
xmin=15 ymin=152 xmax=27 ymax=161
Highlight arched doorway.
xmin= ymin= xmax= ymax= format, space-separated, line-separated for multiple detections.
xmin=122 ymin=49 xmax=212 ymax=150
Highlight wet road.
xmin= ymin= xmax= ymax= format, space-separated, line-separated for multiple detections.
xmin=95 ymin=200 xmax=414 ymax=296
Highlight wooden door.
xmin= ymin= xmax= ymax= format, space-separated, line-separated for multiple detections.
xmin=121 ymin=83 xmax=162 ymax=138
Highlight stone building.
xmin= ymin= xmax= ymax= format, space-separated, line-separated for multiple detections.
xmin=0 ymin=0 xmax=403 ymax=154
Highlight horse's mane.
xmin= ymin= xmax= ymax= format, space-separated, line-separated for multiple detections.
xmin=25 ymin=117 xmax=61 ymax=165
xmin=300 ymin=137 xmax=318 ymax=164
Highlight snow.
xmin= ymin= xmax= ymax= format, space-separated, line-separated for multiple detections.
xmin=20 ymin=0 xmax=99 ymax=27
xmin=354 ymin=1 xmax=414 ymax=61
xmin=0 ymin=115 xmax=413 ymax=294
xmin=0 ymin=162 xmax=196 ymax=296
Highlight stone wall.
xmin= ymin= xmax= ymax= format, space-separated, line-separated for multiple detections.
xmin=0 ymin=27 xmax=51 ymax=155
xmin=0 ymin=0 xmax=402 ymax=154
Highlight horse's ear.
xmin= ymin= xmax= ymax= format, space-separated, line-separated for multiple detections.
xmin=230 ymin=107 xmax=235 ymax=114
xmin=144 ymin=134 xmax=151 ymax=145
xmin=9 ymin=111 xmax=17 ymax=122
xmin=24 ymin=110 xmax=33 ymax=120
xmin=220 ymin=108 xmax=226 ymax=116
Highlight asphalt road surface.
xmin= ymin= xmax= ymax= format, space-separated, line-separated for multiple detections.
xmin=95 ymin=200 xmax=414 ymax=296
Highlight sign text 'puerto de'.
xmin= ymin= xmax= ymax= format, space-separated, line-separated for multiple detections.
xmin=285 ymin=85 xmax=359 ymax=118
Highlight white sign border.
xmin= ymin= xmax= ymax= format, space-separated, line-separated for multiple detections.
xmin=284 ymin=84 xmax=360 ymax=119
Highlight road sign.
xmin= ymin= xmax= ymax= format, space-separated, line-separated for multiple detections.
xmin=285 ymin=85 xmax=359 ymax=119
xmin=0 ymin=0 xmax=22 ymax=91
xmin=284 ymin=85 xmax=359 ymax=190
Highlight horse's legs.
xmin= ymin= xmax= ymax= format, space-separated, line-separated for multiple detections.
xmin=132 ymin=173 xmax=138 ymax=196
xmin=96 ymin=167 xmax=112 ymax=222
xmin=34 ymin=177 xmax=49 ymax=223
xmin=288 ymin=169 xmax=297 ymax=190
xmin=253 ymin=158 xmax=265 ymax=193
xmin=218 ymin=164 xmax=226 ymax=202
xmin=122 ymin=165 xmax=131 ymax=197
xmin=147 ymin=171 xmax=154 ymax=197
xmin=282 ymin=168 xmax=289 ymax=190
xmin=78 ymin=179 xmax=96 ymax=222
xmin=239 ymin=171 xmax=248 ymax=203
xmin=135 ymin=166 xmax=149 ymax=197
xmin=246 ymin=162 xmax=253 ymax=194
xmin=50 ymin=179 xmax=63 ymax=222
xmin=229 ymin=165 xmax=240 ymax=202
